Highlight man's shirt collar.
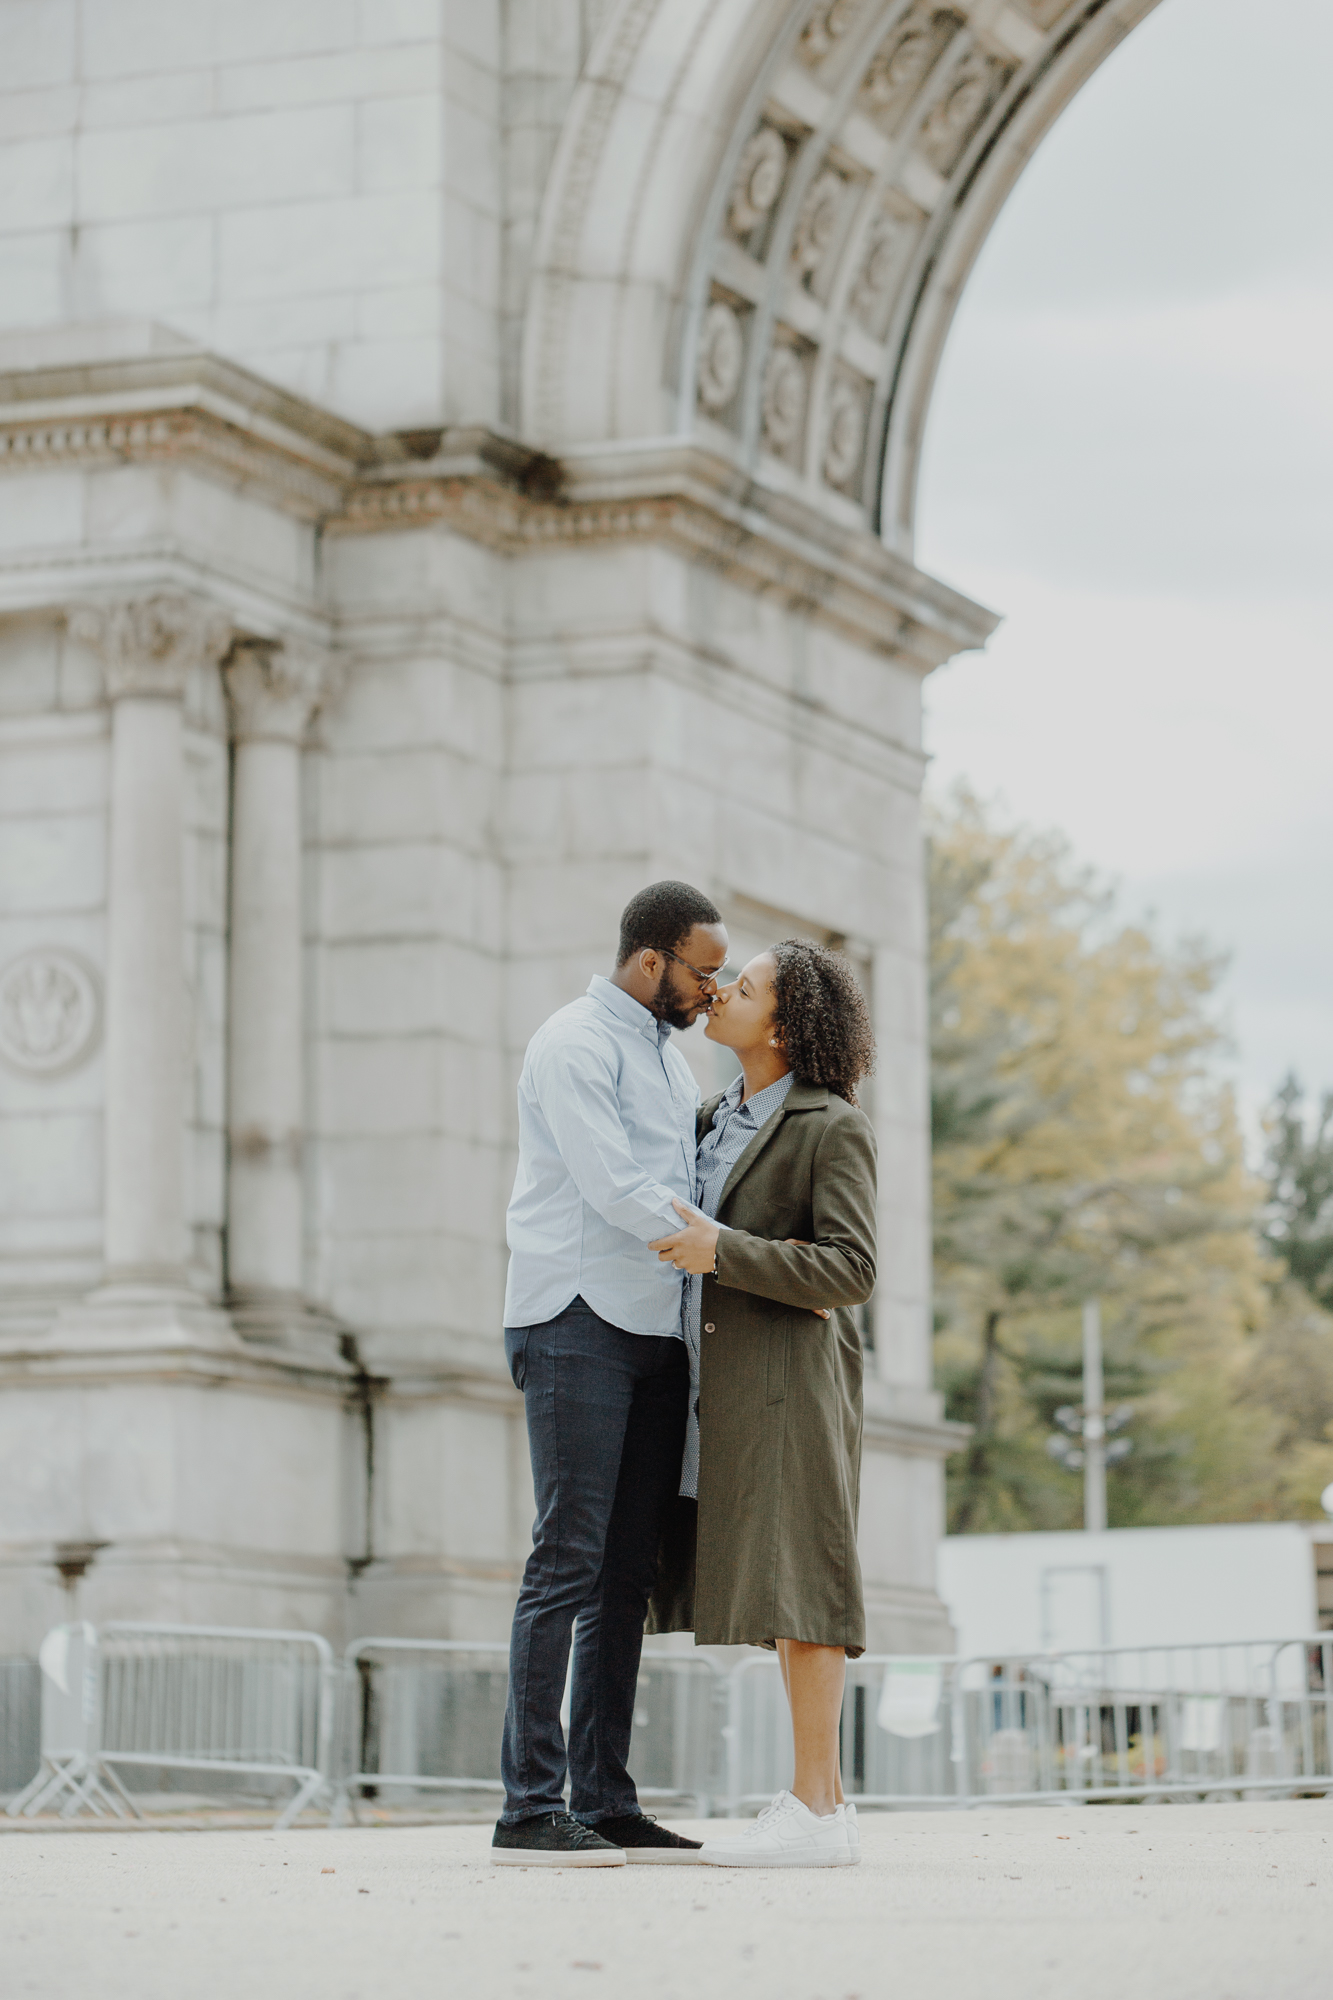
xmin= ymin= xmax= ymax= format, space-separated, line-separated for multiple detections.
xmin=587 ymin=974 xmax=670 ymax=1046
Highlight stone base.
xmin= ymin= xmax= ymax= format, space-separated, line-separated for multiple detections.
xmin=0 ymin=1294 xmax=536 ymax=1654
xmin=51 ymin=1285 xmax=252 ymax=1368
xmin=858 ymin=1384 xmax=968 ymax=1656
xmin=0 ymin=1292 xmax=355 ymax=1654
xmin=343 ymin=1563 xmax=525 ymax=1647
xmin=861 ymin=1581 xmax=957 ymax=1656
xmin=0 ymin=1539 xmax=353 ymax=1655
xmin=227 ymin=1293 xmax=359 ymax=1376
xmin=0 ymin=1293 xmax=960 ymax=1660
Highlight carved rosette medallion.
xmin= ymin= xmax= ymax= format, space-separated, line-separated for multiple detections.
xmin=760 ymin=346 xmax=808 ymax=457
xmin=860 ymin=14 xmax=943 ymax=131
xmin=823 ymin=376 xmax=868 ymax=490
xmin=729 ymin=128 xmax=788 ymax=236
xmin=0 ymin=949 xmax=100 ymax=1076
xmin=851 ymin=212 xmax=909 ymax=333
xmin=697 ymin=302 xmax=746 ymax=414
xmin=920 ymin=55 xmax=1004 ymax=174
xmin=791 ymin=170 xmax=847 ymax=286
xmin=799 ymin=0 xmax=865 ymax=65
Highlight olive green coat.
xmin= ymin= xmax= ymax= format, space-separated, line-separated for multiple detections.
xmin=646 ymin=1078 xmax=876 ymax=1657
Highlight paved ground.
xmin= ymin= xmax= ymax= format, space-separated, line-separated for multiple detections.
xmin=5 ymin=1801 xmax=1332 ymax=1999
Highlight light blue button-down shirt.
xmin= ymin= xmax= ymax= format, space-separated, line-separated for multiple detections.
xmin=503 ymin=975 xmax=701 ymax=1336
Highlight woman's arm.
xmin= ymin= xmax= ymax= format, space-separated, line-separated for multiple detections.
xmin=713 ymin=1114 xmax=876 ymax=1312
xmin=651 ymin=1113 xmax=876 ymax=1310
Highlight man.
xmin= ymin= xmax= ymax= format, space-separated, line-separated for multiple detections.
xmin=492 ymin=882 xmax=729 ymax=1866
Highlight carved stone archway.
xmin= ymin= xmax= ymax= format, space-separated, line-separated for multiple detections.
xmin=522 ymin=0 xmax=1162 ymax=554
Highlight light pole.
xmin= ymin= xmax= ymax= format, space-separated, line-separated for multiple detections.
xmin=1082 ymin=1298 xmax=1107 ymax=1533
xmin=1046 ymin=1297 xmax=1133 ymax=1529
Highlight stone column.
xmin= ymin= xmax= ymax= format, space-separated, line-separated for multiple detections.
xmin=872 ymin=931 xmax=934 ymax=1398
xmin=223 ymin=638 xmax=329 ymax=1330
xmin=71 ymin=594 xmax=232 ymax=1293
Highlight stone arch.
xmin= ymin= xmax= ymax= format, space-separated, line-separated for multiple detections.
xmin=520 ymin=0 xmax=802 ymax=450
xmin=522 ymin=0 xmax=1162 ymax=555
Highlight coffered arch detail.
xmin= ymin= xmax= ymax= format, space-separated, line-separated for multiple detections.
xmin=522 ymin=0 xmax=1163 ymax=558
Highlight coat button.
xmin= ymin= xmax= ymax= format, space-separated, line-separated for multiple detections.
xmin=704 ymin=1322 xmax=715 ymax=1333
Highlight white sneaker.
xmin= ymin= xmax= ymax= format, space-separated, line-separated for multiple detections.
xmin=699 ymin=1790 xmax=851 ymax=1869
xmin=839 ymin=1801 xmax=860 ymax=1864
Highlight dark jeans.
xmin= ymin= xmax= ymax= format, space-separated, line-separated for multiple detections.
xmin=499 ymin=1296 xmax=688 ymax=1825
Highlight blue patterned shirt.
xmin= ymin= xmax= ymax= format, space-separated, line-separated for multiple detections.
xmin=679 ymin=1068 xmax=795 ymax=1496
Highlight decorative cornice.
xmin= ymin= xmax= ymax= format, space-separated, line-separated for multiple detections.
xmin=0 ymin=337 xmax=369 ymax=457
xmin=0 ymin=341 xmax=997 ymax=665
xmin=0 ymin=409 xmax=347 ymax=522
xmin=335 ymin=438 xmax=997 ymax=665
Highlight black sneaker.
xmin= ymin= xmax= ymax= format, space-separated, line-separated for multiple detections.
xmin=491 ymin=1811 xmax=626 ymax=1867
xmin=587 ymin=1812 xmax=704 ymax=1864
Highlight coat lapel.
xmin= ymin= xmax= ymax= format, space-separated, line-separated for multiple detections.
xmin=713 ymin=1077 xmax=828 ymax=1214
xmin=696 ymin=1091 xmax=727 ymax=1142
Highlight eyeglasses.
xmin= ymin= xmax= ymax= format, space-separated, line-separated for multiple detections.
xmin=659 ymin=947 xmax=732 ymax=994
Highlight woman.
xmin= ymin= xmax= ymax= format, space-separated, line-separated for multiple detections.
xmin=647 ymin=939 xmax=876 ymax=1868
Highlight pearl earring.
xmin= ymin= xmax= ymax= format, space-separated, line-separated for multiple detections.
xmin=769 ymin=1039 xmax=778 ymax=1048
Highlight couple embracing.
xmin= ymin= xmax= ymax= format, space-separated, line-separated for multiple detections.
xmin=491 ymin=882 xmax=876 ymax=1870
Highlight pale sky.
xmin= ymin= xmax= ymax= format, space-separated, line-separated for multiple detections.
xmin=917 ymin=0 xmax=1333 ymax=1140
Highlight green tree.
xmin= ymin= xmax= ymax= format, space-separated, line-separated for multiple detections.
xmin=930 ymin=792 xmax=1282 ymax=1533
xmin=1263 ymin=1076 xmax=1333 ymax=1311
xmin=1240 ymin=1281 xmax=1333 ymax=1516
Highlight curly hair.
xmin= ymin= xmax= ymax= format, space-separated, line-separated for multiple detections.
xmin=769 ymin=940 xmax=875 ymax=1104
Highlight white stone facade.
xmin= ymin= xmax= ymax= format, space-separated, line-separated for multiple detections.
xmin=0 ymin=0 xmax=1159 ymax=1655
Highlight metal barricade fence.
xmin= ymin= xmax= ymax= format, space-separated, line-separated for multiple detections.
xmin=722 ymin=1653 xmax=963 ymax=1813
xmin=334 ymin=1639 xmax=507 ymax=1823
xmin=333 ymin=1639 xmax=725 ymax=1823
xmin=98 ymin=1623 xmax=336 ymax=1827
xmin=11 ymin=1622 xmax=1331 ymax=1824
xmin=0 ymin=1656 xmax=40 ymax=1799
xmin=952 ymin=1638 xmax=1333 ymax=1806
xmin=721 ymin=1638 xmax=1333 ymax=1812
xmin=7 ymin=1622 xmax=335 ymax=1827
xmin=7 ymin=1621 xmax=124 ymax=1821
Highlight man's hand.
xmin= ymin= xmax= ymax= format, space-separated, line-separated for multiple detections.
xmin=649 ymin=1199 xmax=721 ymax=1275
xmin=647 ymin=1212 xmax=833 ymax=1319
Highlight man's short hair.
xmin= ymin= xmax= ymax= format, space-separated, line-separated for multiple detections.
xmin=616 ymin=881 xmax=722 ymax=966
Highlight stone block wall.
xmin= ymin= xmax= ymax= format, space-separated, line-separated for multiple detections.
xmin=311 ymin=527 xmax=510 ymax=1369
xmin=0 ymin=0 xmax=516 ymax=430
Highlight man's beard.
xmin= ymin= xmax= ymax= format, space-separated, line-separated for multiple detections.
xmin=650 ymin=971 xmax=698 ymax=1033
